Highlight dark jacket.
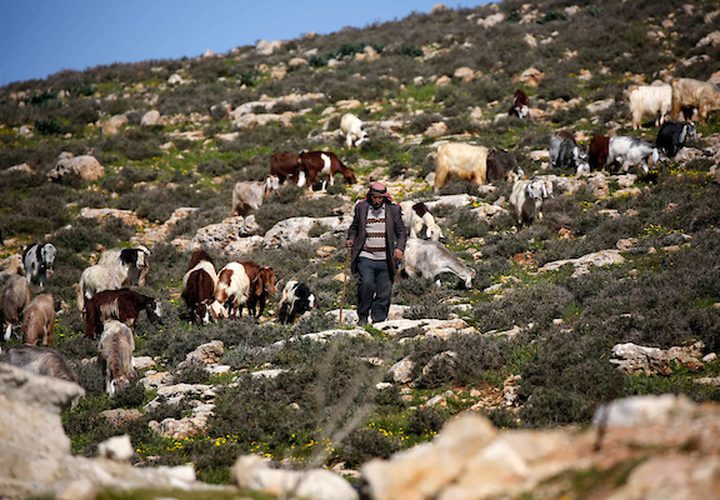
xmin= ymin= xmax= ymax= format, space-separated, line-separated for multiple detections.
xmin=347 ymin=200 xmax=407 ymax=282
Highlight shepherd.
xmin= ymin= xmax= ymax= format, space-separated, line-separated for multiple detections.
xmin=345 ymin=182 xmax=407 ymax=325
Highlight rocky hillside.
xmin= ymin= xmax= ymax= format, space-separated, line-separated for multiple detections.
xmin=2 ymin=0 xmax=720 ymax=497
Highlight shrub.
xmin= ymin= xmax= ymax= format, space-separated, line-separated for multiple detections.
xmin=336 ymin=428 xmax=399 ymax=468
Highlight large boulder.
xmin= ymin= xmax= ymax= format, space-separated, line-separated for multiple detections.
xmin=48 ymin=152 xmax=104 ymax=182
xmin=264 ymin=215 xmax=353 ymax=248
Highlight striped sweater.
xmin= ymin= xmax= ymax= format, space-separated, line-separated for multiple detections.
xmin=359 ymin=206 xmax=386 ymax=260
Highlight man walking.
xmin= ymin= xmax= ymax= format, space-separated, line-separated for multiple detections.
xmin=346 ymin=182 xmax=407 ymax=325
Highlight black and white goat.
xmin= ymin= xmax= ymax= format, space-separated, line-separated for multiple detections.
xmin=607 ymin=136 xmax=659 ymax=174
xmin=509 ymin=178 xmax=554 ymax=224
xmin=656 ymin=121 xmax=697 ymax=158
xmin=97 ymin=245 xmax=151 ymax=287
xmin=22 ymin=242 xmax=56 ymax=288
xmin=278 ymin=280 xmax=316 ymax=324
xmin=549 ymin=131 xmax=589 ymax=175
xmin=400 ymin=201 xmax=443 ymax=241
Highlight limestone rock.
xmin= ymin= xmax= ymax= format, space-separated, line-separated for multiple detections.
xmin=512 ymin=67 xmax=544 ymax=87
xmin=178 ymin=340 xmax=224 ymax=369
xmin=593 ymin=394 xmax=695 ymax=427
xmin=100 ymin=114 xmax=128 ymax=136
xmin=610 ymin=341 xmax=705 ymax=375
xmin=191 ymin=216 xmax=262 ymax=251
xmin=540 ymin=249 xmax=625 ymax=277
xmin=424 ymin=121 xmax=448 ymax=138
xmin=454 ymin=67 xmax=474 ymax=82
xmin=231 ymin=454 xmax=358 ymax=500
xmin=97 ymin=435 xmax=133 ymax=461
xmin=264 ymin=215 xmax=353 ymax=248
xmin=256 ymin=39 xmax=282 ymax=55
xmin=48 ymin=152 xmax=105 ymax=182
xmin=389 ymin=357 xmax=415 ymax=384
xmin=140 ymin=110 xmax=161 ymax=126
xmin=477 ymin=12 xmax=505 ymax=28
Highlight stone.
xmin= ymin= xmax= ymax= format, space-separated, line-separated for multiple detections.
xmin=48 ymin=152 xmax=105 ymax=182
xmin=389 ymin=357 xmax=415 ymax=384
xmin=593 ymin=394 xmax=695 ymax=427
xmin=231 ymin=454 xmax=358 ymax=500
xmin=289 ymin=57 xmax=308 ymax=68
xmin=540 ymin=249 xmax=625 ymax=277
xmin=179 ymin=340 xmax=224 ymax=368
xmin=97 ymin=435 xmax=133 ymax=461
xmin=424 ymin=121 xmax=448 ymax=138
xmin=363 ymin=413 xmax=497 ymax=500
xmin=586 ymin=98 xmax=615 ymax=114
xmin=100 ymin=114 xmax=128 ymax=136
xmin=132 ymin=356 xmax=156 ymax=371
xmin=191 ymin=216 xmax=262 ymax=251
xmin=697 ymin=31 xmax=720 ymax=47
xmin=264 ymin=215 xmax=353 ymax=248
xmin=256 ymin=39 xmax=282 ymax=55
xmin=453 ymin=67 xmax=474 ymax=82
xmin=512 ymin=67 xmax=544 ymax=87
xmin=139 ymin=371 xmax=173 ymax=391
xmin=100 ymin=409 xmax=143 ymax=428
xmin=477 ymin=12 xmax=504 ymax=28
xmin=610 ymin=341 xmax=705 ymax=375
xmin=140 ymin=110 xmax=161 ymax=126
xmin=167 ymin=73 xmax=184 ymax=85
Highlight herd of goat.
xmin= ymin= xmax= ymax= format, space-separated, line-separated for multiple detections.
xmin=0 ymin=74 xmax=717 ymax=395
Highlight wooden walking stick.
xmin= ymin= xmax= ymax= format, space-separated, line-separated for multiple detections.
xmin=338 ymin=247 xmax=351 ymax=322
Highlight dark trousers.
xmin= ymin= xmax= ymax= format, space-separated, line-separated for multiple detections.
xmin=357 ymin=257 xmax=393 ymax=323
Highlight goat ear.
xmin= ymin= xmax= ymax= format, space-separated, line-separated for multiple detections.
xmin=254 ymin=277 xmax=263 ymax=296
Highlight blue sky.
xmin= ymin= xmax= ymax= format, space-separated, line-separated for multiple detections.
xmin=0 ymin=0 xmax=486 ymax=86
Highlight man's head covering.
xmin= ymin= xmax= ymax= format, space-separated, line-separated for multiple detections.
xmin=366 ymin=181 xmax=393 ymax=203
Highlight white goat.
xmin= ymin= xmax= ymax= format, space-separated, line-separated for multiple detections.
xmin=98 ymin=320 xmax=135 ymax=396
xmin=626 ymin=83 xmax=672 ymax=130
xmin=214 ymin=262 xmax=251 ymax=318
xmin=509 ymin=178 xmax=554 ymax=224
xmin=77 ymin=265 xmax=122 ymax=312
xmin=402 ymin=239 xmax=475 ymax=289
xmin=231 ymin=175 xmax=280 ymax=216
xmin=97 ymin=245 xmax=151 ymax=286
xmin=340 ymin=113 xmax=368 ymax=148
xmin=607 ymin=136 xmax=659 ymax=174
xmin=400 ymin=201 xmax=443 ymax=241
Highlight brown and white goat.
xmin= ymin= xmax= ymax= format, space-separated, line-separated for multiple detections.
xmin=270 ymin=151 xmax=305 ymax=186
xmin=22 ymin=293 xmax=55 ymax=347
xmin=299 ymin=151 xmax=356 ymax=191
xmin=214 ymin=262 xmax=251 ymax=318
xmin=240 ymin=261 xmax=277 ymax=318
xmin=84 ymin=288 xmax=162 ymax=339
xmin=181 ymin=250 xmax=221 ymax=325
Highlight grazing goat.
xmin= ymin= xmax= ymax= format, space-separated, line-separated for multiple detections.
xmin=270 ymin=152 xmax=305 ymax=186
xmin=22 ymin=242 xmax=57 ymax=288
xmin=98 ymin=245 xmax=151 ymax=287
xmin=626 ymin=83 xmax=672 ymax=129
xmin=278 ymin=280 xmax=316 ymax=324
xmin=607 ymin=136 xmax=659 ymax=174
xmin=486 ymin=148 xmax=524 ymax=183
xmin=299 ymin=151 xmax=356 ymax=191
xmin=434 ymin=143 xmax=489 ymax=193
xmin=182 ymin=250 xmax=220 ymax=325
xmin=508 ymin=89 xmax=530 ymax=119
xmin=77 ymin=264 xmax=123 ymax=312
xmin=84 ymin=288 xmax=162 ymax=339
xmin=215 ymin=262 xmax=251 ymax=318
xmin=671 ymin=77 xmax=720 ymax=123
xmin=231 ymin=175 xmax=280 ymax=216
xmin=340 ymin=113 xmax=368 ymax=148
xmin=0 ymin=345 xmax=78 ymax=383
xmin=241 ymin=262 xmax=277 ymax=318
xmin=400 ymin=201 xmax=443 ymax=241
xmin=588 ymin=135 xmax=611 ymax=171
xmin=509 ymin=178 xmax=553 ymax=224
xmin=549 ymin=131 xmax=589 ymax=174
xmin=2 ymin=274 xmax=32 ymax=341
xmin=656 ymin=121 xmax=697 ymax=158
xmin=22 ymin=293 xmax=55 ymax=347
xmin=402 ymin=239 xmax=475 ymax=289
xmin=98 ymin=320 xmax=135 ymax=396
